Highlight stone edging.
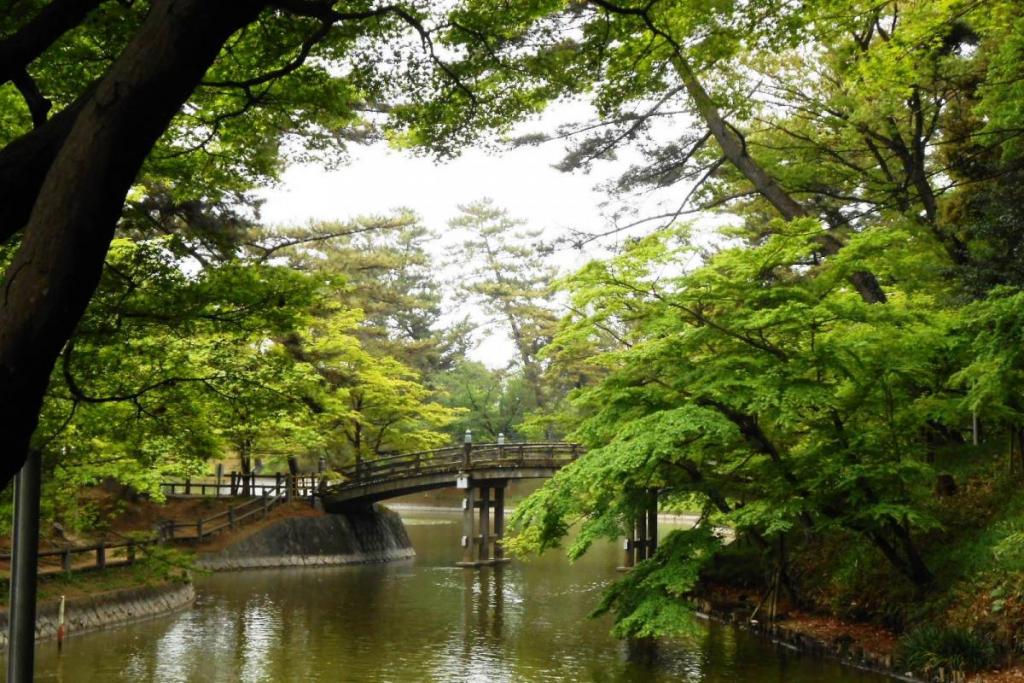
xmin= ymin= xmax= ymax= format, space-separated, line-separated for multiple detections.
xmin=197 ymin=546 xmax=416 ymax=571
xmin=0 ymin=581 xmax=195 ymax=645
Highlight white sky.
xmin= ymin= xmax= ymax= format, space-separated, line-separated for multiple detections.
xmin=258 ymin=104 xmax=688 ymax=368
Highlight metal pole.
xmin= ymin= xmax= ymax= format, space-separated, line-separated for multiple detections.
xmin=8 ymin=449 xmax=42 ymax=682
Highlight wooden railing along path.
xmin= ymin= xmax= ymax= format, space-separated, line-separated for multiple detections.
xmin=160 ymin=473 xmax=321 ymax=498
xmin=0 ymin=536 xmax=159 ymax=577
xmin=158 ymin=489 xmax=287 ymax=544
xmin=0 ymin=490 xmax=290 ymax=577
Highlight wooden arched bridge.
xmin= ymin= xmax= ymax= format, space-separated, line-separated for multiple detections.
xmin=323 ymin=441 xmax=581 ymax=507
xmin=322 ymin=441 xmax=585 ymax=567
xmin=159 ymin=440 xmax=660 ymax=570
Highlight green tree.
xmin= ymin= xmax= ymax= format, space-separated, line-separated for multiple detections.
xmin=512 ymin=221 xmax=959 ymax=636
xmin=271 ymin=213 xmax=472 ymax=378
xmin=30 ymin=235 xmax=321 ymax=499
xmin=448 ymin=200 xmax=561 ymax=417
xmin=290 ymin=302 xmax=459 ymax=468
xmin=0 ymin=0 xmax=476 ymax=485
xmin=434 ymin=360 xmax=529 ymax=441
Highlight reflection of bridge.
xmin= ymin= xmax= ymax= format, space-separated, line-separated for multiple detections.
xmin=322 ymin=442 xmax=583 ymax=567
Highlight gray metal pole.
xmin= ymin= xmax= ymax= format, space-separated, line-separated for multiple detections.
xmin=8 ymin=449 xmax=42 ymax=682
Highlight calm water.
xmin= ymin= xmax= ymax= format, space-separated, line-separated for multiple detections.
xmin=27 ymin=511 xmax=887 ymax=682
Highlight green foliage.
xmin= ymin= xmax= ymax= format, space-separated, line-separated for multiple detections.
xmin=131 ymin=544 xmax=196 ymax=584
xmin=448 ymin=201 xmax=561 ymax=416
xmin=897 ymin=625 xmax=997 ymax=674
xmin=434 ymin=360 xmax=529 ymax=441
xmin=592 ymin=528 xmax=719 ymax=639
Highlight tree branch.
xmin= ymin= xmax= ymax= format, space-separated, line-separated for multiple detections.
xmin=0 ymin=0 xmax=108 ymax=86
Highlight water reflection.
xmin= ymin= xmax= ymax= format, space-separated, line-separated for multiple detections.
xmin=24 ymin=511 xmax=888 ymax=682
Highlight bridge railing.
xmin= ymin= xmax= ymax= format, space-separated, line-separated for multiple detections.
xmin=332 ymin=442 xmax=582 ymax=489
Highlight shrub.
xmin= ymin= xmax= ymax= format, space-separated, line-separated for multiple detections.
xmin=897 ymin=625 xmax=997 ymax=673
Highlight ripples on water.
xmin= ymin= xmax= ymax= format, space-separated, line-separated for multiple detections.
xmin=24 ymin=510 xmax=887 ymax=682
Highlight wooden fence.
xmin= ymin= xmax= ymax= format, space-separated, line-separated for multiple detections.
xmin=0 ymin=537 xmax=159 ymax=577
xmin=160 ymin=473 xmax=321 ymax=498
xmin=158 ymin=489 xmax=286 ymax=543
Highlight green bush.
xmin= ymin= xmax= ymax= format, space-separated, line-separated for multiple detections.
xmin=132 ymin=544 xmax=195 ymax=583
xmin=897 ymin=625 xmax=997 ymax=673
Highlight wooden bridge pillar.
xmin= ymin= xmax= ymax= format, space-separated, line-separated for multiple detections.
xmin=619 ymin=488 xmax=659 ymax=571
xmin=460 ymin=486 xmax=476 ymax=566
xmin=479 ymin=485 xmax=490 ymax=563
xmin=646 ymin=488 xmax=659 ymax=555
xmin=457 ymin=479 xmax=510 ymax=568
xmin=634 ymin=511 xmax=648 ymax=562
xmin=493 ymin=483 xmax=506 ymax=562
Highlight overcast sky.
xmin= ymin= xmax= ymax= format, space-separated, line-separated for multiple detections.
xmin=257 ymin=105 xmax=683 ymax=368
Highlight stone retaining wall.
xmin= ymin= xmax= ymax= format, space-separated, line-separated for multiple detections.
xmin=197 ymin=505 xmax=415 ymax=571
xmin=0 ymin=581 xmax=194 ymax=645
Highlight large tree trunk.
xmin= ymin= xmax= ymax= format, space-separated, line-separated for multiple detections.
xmin=0 ymin=89 xmax=94 ymax=241
xmin=0 ymin=0 xmax=266 ymax=487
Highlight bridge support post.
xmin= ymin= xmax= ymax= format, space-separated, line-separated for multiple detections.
xmin=493 ymin=482 xmax=506 ymax=562
xmin=456 ymin=480 xmax=511 ymax=568
xmin=479 ymin=486 xmax=490 ymax=563
xmin=459 ymin=486 xmax=476 ymax=566
xmin=619 ymin=529 xmax=636 ymax=571
xmin=647 ymin=488 xmax=659 ymax=556
xmin=635 ymin=511 xmax=648 ymax=562
xmin=619 ymin=489 xmax=658 ymax=571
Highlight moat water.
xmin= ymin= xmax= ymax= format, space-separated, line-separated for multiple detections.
xmin=29 ymin=510 xmax=888 ymax=682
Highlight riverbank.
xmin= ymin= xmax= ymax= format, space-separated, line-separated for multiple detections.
xmin=0 ymin=500 xmax=414 ymax=643
xmin=694 ymin=590 xmax=920 ymax=682
xmin=0 ymin=579 xmax=193 ymax=645
xmin=695 ymin=594 xmax=1024 ymax=683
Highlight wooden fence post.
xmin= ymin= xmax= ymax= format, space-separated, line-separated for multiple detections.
xmin=127 ymin=542 xmax=136 ymax=564
xmin=96 ymin=543 xmax=106 ymax=569
xmin=228 ymin=506 xmax=236 ymax=529
xmin=61 ymin=549 xmax=71 ymax=573
xmin=196 ymin=518 xmax=203 ymax=541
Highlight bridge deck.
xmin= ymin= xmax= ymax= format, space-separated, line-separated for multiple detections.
xmin=321 ymin=442 xmax=581 ymax=509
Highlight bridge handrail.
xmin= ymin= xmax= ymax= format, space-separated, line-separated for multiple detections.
xmin=333 ymin=442 xmax=583 ymax=488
